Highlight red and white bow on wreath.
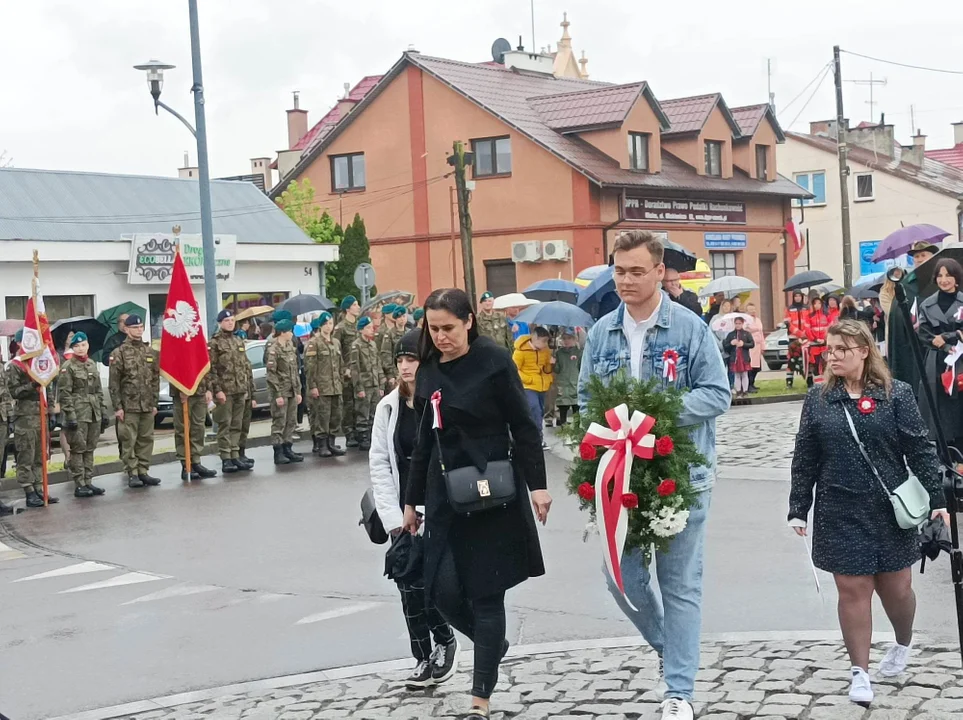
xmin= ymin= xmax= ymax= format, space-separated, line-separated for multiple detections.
xmin=582 ymin=404 xmax=656 ymax=609
xmin=430 ymin=390 xmax=444 ymax=429
xmin=662 ymin=349 xmax=680 ymax=382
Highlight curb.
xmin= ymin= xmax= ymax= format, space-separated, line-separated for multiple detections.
xmin=731 ymin=393 xmax=805 ymax=407
xmin=46 ymin=630 xmax=930 ymax=720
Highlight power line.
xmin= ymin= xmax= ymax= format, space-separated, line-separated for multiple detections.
xmin=779 ymin=62 xmax=833 ymax=116
xmin=840 ymin=49 xmax=963 ymax=76
xmin=785 ymin=63 xmax=833 ymax=130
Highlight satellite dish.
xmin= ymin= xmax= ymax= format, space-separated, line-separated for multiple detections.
xmin=491 ymin=38 xmax=512 ymax=64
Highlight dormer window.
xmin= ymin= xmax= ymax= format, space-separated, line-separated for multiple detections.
xmin=704 ymin=141 xmax=722 ymax=177
xmin=755 ymin=145 xmax=768 ymax=181
xmin=628 ymin=132 xmax=649 ymax=171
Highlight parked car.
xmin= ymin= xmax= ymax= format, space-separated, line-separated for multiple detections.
xmin=764 ymin=321 xmax=789 ymax=371
xmin=247 ymin=340 xmax=271 ymax=409
xmin=97 ymin=364 xmax=174 ymax=427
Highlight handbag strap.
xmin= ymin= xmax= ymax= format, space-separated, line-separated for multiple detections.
xmin=842 ymin=404 xmax=893 ymax=499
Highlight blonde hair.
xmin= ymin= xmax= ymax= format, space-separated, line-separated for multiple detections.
xmin=822 ymin=319 xmax=892 ymax=396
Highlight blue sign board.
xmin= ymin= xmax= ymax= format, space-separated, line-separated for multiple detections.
xmin=704 ymin=232 xmax=747 ymax=249
xmin=858 ymin=239 xmax=911 ymax=277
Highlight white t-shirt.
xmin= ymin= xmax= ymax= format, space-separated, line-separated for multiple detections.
xmin=622 ymin=296 xmax=662 ymax=379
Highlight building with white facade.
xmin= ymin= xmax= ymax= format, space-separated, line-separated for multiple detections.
xmin=0 ymin=168 xmax=338 ymax=338
xmin=777 ymin=120 xmax=963 ymax=281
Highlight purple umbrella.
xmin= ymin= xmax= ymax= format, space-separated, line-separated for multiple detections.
xmin=871 ymin=224 xmax=950 ymax=263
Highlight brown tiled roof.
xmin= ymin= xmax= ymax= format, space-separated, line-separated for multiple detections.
xmin=788 ymin=131 xmax=963 ymax=198
xmin=660 ymin=93 xmax=742 ymax=137
xmin=528 ymin=83 xmax=669 ymax=132
xmin=730 ymin=104 xmax=786 ymax=142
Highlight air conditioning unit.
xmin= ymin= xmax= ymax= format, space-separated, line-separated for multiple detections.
xmin=512 ymin=241 xmax=542 ymax=263
xmin=542 ymin=239 xmax=570 ymax=261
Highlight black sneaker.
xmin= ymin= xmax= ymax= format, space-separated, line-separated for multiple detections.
xmin=404 ymin=659 xmax=434 ymax=690
xmin=430 ymin=638 xmax=459 ymax=684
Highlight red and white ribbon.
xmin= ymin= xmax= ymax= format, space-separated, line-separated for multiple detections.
xmin=430 ymin=390 xmax=443 ymax=429
xmin=582 ymin=404 xmax=656 ymax=608
xmin=662 ymin=349 xmax=679 ymax=382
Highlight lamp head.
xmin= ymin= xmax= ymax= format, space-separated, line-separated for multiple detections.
xmin=133 ymin=59 xmax=176 ymax=102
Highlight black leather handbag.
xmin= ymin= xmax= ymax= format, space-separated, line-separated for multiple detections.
xmin=359 ymin=488 xmax=389 ymax=545
xmin=435 ymin=429 xmax=516 ymax=515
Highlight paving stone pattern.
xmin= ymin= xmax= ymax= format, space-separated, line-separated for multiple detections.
xmin=122 ymin=639 xmax=963 ymax=719
xmin=716 ymin=405 xmax=801 ymax=470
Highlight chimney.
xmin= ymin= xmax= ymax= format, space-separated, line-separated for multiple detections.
xmin=954 ymin=121 xmax=963 ymax=146
xmin=286 ymin=91 xmax=308 ymax=149
xmin=336 ymin=82 xmax=356 ymax=118
xmin=809 ymin=119 xmax=835 ymax=138
xmin=912 ymin=131 xmax=926 ymax=150
xmin=901 ymin=143 xmax=924 ymax=167
xmin=178 ymin=150 xmax=198 ymax=179
xmin=250 ymin=157 xmax=273 ymax=194
xmin=847 ymin=122 xmax=895 ymax=157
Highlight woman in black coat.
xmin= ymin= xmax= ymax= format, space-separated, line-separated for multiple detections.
xmin=789 ymin=319 xmax=946 ymax=706
xmin=403 ymin=288 xmax=552 ymax=720
xmin=916 ymin=257 xmax=963 ymax=447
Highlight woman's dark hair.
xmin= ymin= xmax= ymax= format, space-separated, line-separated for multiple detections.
xmin=840 ymin=295 xmax=858 ymax=315
xmin=259 ymin=322 xmax=274 ymax=339
xmin=532 ymin=326 xmax=550 ymax=339
xmin=826 ymin=295 xmax=839 ymax=309
xmin=810 ymin=296 xmax=823 ymax=309
xmin=933 ymin=258 xmax=963 ymax=291
xmin=418 ymin=288 xmax=480 ymax=363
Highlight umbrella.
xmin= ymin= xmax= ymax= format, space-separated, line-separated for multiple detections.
xmin=662 ymin=239 xmax=698 ymax=273
xmin=277 ymin=294 xmax=334 ymax=316
xmin=576 ymin=268 xmax=621 ymax=319
xmin=698 ymin=275 xmax=759 ymax=299
xmin=234 ymin=305 xmax=274 ymax=322
xmin=812 ymin=283 xmax=844 ymax=296
xmin=514 ymin=301 xmax=594 ymax=328
xmin=709 ymin=312 xmax=753 ymax=334
xmin=523 ymin=278 xmax=581 ymax=304
xmin=871 ymin=224 xmax=951 ymax=263
xmin=0 ymin=319 xmax=24 ymax=337
xmin=492 ymin=292 xmax=539 ymax=311
xmin=50 ymin=317 xmax=110 ymax=355
xmin=575 ymin=264 xmax=609 ymax=287
xmin=784 ymin=270 xmax=833 ymax=292
xmin=849 ymin=272 xmax=885 ymax=300
xmin=96 ymin=301 xmax=147 ymax=333
xmin=362 ymin=291 xmax=416 ymax=313
xmin=914 ymin=247 xmax=963 ymax=298
xmin=919 ymin=517 xmax=952 ymax=572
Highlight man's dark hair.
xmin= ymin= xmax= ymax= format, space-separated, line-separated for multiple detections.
xmin=532 ymin=326 xmax=550 ymax=339
xmin=418 ymin=288 xmax=479 ymax=363
xmin=933 ymin=257 xmax=963 ymax=291
xmin=612 ymin=230 xmax=665 ymax=265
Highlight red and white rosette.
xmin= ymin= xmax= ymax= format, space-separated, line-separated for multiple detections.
xmin=430 ymin=390 xmax=443 ymax=429
xmin=662 ymin=349 xmax=679 ymax=382
xmin=582 ymin=404 xmax=656 ymax=608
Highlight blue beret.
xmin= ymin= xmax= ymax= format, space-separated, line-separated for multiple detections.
xmin=481 ymin=291 xmax=494 ymax=301
xmin=381 ymin=303 xmax=397 ymax=315
xmin=413 ymin=308 xmax=424 ymax=321
xmin=392 ymin=306 xmax=407 ymax=319
xmin=340 ymin=295 xmax=357 ymax=310
xmin=70 ymin=332 xmax=88 ymax=347
xmin=14 ymin=329 xmax=23 ymax=342
xmin=357 ymin=316 xmax=372 ymax=331
xmin=310 ymin=317 xmax=321 ymax=330
xmin=125 ymin=314 xmax=144 ymax=327
xmin=274 ymin=319 xmax=294 ymax=333
xmin=272 ymin=310 xmax=293 ymax=323
xmin=217 ymin=309 xmax=233 ymax=322
xmin=318 ymin=311 xmax=332 ymax=326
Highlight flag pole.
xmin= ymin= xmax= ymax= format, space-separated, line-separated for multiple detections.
xmin=33 ymin=251 xmax=49 ymax=507
xmin=183 ymin=398 xmax=191 ymax=479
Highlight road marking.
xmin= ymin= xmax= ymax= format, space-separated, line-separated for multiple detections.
xmin=59 ymin=571 xmax=170 ymax=594
xmin=12 ymin=561 xmax=115 ymax=582
xmin=295 ymin=602 xmax=382 ymax=625
xmin=255 ymin=592 xmax=293 ymax=604
xmin=0 ymin=539 xmax=25 ymax=561
xmin=122 ymin=583 xmax=220 ymax=605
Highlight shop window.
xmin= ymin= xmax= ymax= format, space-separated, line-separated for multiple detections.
xmin=331 ymin=153 xmax=365 ymax=191
xmin=4 ymin=294 xmax=93 ymax=323
xmin=472 ymin=136 xmax=512 ymax=177
xmin=709 ymin=252 xmax=737 ymax=279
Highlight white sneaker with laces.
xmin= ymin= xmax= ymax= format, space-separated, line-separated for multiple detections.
xmin=848 ymin=666 xmax=874 ymax=705
xmin=879 ymin=643 xmax=911 ymax=677
xmin=661 ymin=698 xmax=694 ymax=720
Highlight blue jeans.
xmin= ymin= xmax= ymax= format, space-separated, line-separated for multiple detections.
xmin=524 ymin=389 xmax=546 ymax=439
xmin=604 ymin=490 xmax=712 ymax=702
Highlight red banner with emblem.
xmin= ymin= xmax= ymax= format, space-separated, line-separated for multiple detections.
xmin=159 ymin=251 xmax=210 ymax=395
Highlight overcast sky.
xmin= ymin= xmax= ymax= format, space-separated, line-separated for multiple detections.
xmin=3 ymin=1 xmax=963 ymax=182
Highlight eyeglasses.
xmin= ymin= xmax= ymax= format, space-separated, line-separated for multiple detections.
xmin=613 ymin=264 xmax=662 ymax=281
xmin=825 ymin=345 xmax=860 ymax=359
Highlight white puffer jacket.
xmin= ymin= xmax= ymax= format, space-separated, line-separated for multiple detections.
xmin=368 ymin=388 xmax=409 ymax=532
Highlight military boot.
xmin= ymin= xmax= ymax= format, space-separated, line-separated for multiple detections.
xmin=317 ymin=434 xmax=333 ymax=458
xmin=89 ymin=484 xmax=106 ymax=496
xmin=24 ymin=488 xmax=45 ymax=507
xmin=273 ymin=445 xmax=290 ymax=465
xmin=181 ymin=462 xmax=201 ymax=481
xmin=0 ymin=501 xmax=14 ymax=516
xmin=327 ymin=436 xmax=346 ymax=457
xmin=237 ymin=445 xmax=255 ymax=469
xmin=358 ymin=430 xmax=371 ymax=452
xmin=193 ymin=462 xmax=217 ymax=478
xmin=222 ymin=458 xmax=240 ymax=474
xmin=74 ymin=486 xmax=94 ymax=498
xmin=345 ymin=431 xmax=360 ymax=448
xmin=282 ymin=443 xmax=304 ymax=462
xmin=128 ymin=474 xmax=145 ymax=488
xmin=311 ymin=436 xmax=322 ymax=455
xmin=139 ymin=473 xmax=161 ymax=486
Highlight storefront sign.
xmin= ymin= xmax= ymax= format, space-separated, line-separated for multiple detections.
xmin=704 ymin=232 xmax=747 ymax=249
xmin=127 ymin=234 xmax=237 ymax=285
xmin=625 ymin=197 xmax=747 ymax=225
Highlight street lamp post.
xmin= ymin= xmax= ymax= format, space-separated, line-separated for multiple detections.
xmin=133 ymin=0 xmax=219 ymax=333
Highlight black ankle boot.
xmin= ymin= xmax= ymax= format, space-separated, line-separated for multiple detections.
xmin=317 ymin=434 xmax=333 ymax=458
xmin=327 ymin=435 xmax=346 ymax=456
xmin=222 ymin=458 xmax=240 ymax=474
xmin=181 ymin=462 xmax=200 ymax=481
xmin=345 ymin=432 xmax=359 ymax=448
xmin=0 ymin=501 xmax=13 ymax=516
xmin=238 ymin=445 xmax=255 ymax=468
xmin=193 ymin=462 xmax=217 ymax=478
xmin=283 ymin=443 xmax=304 ymax=462
xmin=24 ymin=488 xmax=45 ymax=508
xmin=273 ymin=445 xmax=290 ymax=465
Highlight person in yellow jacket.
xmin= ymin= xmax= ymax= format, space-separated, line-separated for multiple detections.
xmin=512 ymin=326 xmax=554 ymax=445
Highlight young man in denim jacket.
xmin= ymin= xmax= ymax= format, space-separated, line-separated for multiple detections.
xmin=578 ymin=230 xmax=730 ymax=720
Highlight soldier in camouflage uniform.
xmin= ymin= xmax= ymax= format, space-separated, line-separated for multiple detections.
xmin=476 ymin=291 xmax=510 ymax=349
xmin=305 ymin=311 xmax=346 ymax=458
xmin=108 ymin=314 xmax=161 ymax=488
xmin=380 ymin=306 xmax=408 ymax=390
xmin=266 ymin=319 xmax=303 ymax=465
xmin=5 ymin=357 xmax=59 ymax=507
xmin=58 ymin=332 xmax=109 ymax=497
xmin=304 ymin=317 xmax=324 ymax=453
xmin=334 ymin=296 xmax=361 ymax=447
xmin=209 ymin=310 xmax=255 ymax=474
xmin=349 ymin=316 xmax=385 ymax=451
xmin=172 ymin=370 xmax=217 ymax=481
xmin=374 ymin=304 xmax=394 ymax=356
xmin=237 ymin=332 xmax=257 ymax=466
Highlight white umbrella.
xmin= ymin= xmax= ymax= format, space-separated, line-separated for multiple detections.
xmin=493 ymin=292 xmax=539 ymax=310
xmin=710 ymin=312 xmax=753 ymax=334
xmin=698 ymin=275 xmax=758 ymax=299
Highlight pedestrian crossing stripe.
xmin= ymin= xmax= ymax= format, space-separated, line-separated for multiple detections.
xmin=0 ymin=539 xmax=24 ymax=561
xmin=59 ymin=571 xmax=171 ymax=594
xmin=13 ymin=561 xmax=115 ymax=582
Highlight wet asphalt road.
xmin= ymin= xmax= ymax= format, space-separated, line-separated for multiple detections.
xmin=0 ymin=416 xmax=959 ymax=719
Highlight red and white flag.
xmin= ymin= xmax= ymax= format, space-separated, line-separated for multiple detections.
xmin=910 ymin=298 xmax=920 ymax=331
xmin=159 ymin=251 xmax=210 ymax=395
xmin=18 ymin=281 xmax=59 ymax=387
xmin=785 ymin=219 xmax=805 ymax=260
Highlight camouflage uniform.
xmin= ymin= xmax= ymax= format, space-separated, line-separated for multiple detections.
xmin=108 ymin=338 xmax=160 ymax=479
xmin=380 ymin=325 xmax=405 ymax=387
xmin=239 ymin=355 xmax=256 ymax=456
xmin=305 ymin=334 xmax=344 ymax=455
xmin=58 ymin=356 xmax=105 ymax=489
xmin=477 ymin=310 xmax=510 ymax=349
xmin=172 ymin=375 xmax=211 ymax=469
xmin=333 ymin=318 xmax=358 ymax=443
xmin=209 ymin=329 xmax=254 ymax=461
xmin=266 ymin=339 xmax=300 ymax=445
xmin=4 ymin=361 xmax=43 ymax=496
xmin=349 ymin=335 xmax=385 ymax=449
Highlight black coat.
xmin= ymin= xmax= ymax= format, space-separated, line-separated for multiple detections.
xmin=670 ymin=290 xmax=703 ymax=319
xmin=405 ymin=337 xmax=547 ymax=600
xmin=917 ymin=290 xmax=963 ymax=446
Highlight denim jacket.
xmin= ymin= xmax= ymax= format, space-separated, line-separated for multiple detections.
xmin=578 ymin=292 xmax=730 ymax=491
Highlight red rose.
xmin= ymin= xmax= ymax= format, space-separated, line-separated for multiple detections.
xmin=621 ymin=493 xmax=639 ymax=509
xmin=577 ymin=482 xmax=595 ymax=501
xmin=657 ymin=479 xmax=677 ymax=497
xmin=857 ymin=397 xmax=876 ymax=415
xmin=655 ymin=436 xmax=675 ymax=456
xmin=579 ymin=443 xmax=597 ymax=461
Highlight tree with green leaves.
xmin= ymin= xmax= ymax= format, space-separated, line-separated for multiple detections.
xmin=276 ymin=179 xmax=339 ymax=245
xmin=326 ymin=213 xmax=375 ymax=303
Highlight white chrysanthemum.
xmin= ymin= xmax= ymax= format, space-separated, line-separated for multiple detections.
xmin=650 ymin=508 xmax=690 ymax=538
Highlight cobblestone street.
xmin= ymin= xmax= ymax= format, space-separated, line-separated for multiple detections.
xmin=716 ymin=402 xmax=802 ymax=471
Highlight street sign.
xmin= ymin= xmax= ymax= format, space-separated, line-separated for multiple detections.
xmin=354 ymin=263 xmax=376 ymax=304
xmin=704 ymin=232 xmax=747 ymax=249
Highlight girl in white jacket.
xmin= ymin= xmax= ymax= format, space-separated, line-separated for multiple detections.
xmin=369 ymin=329 xmax=457 ymax=690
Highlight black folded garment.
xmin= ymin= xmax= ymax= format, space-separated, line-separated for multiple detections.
xmin=384 ymin=531 xmax=424 ymax=583
xmin=919 ymin=517 xmax=952 ymax=573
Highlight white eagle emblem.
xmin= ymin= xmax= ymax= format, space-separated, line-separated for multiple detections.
xmin=163 ymin=301 xmax=202 ymax=341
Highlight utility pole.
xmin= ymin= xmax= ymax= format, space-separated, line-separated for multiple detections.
xmin=833 ymin=45 xmax=854 ymax=289
xmin=448 ymin=141 xmax=476 ymax=304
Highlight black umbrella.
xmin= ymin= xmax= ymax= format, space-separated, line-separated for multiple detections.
xmin=919 ymin=517 xmax=953 ymax=573
xmin=50 ymin=316 xmax=110 ymax=356
xmin=784 ymin=270 xmax=833 ymax=292
xmin=362 ymin=291 xmax=415 ymax=313
xmin=663 ymin=240 xmax=697 ymax=273
xmin=277 ymin=294 xmax=334 ymax=316
xmin=384 ymin=531 xmax=424 ymax=583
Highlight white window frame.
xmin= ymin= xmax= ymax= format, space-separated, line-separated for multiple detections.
xmin=709 ymin=251 xmax=738 ymax=279
xmin=854 ymin=172 xmax=875 ymax=202
xmin=792 ymin=170 xmax=827 ymax=207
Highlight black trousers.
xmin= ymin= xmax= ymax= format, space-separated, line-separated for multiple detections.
xmin=748 ymin=368 xmax=760 ymax=387
xmin=432 ymin=549 xmax=506 ymax=699
xmin=396 ymin=578 xmax=454 ymax=663
xmin=557 ymin=404 xmax=579 ymax=424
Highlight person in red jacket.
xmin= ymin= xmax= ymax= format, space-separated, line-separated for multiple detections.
xmin=806 ymin=297 xmax=830 ymax=383
xmin=785 ymin=291 xmax=810 ymax=388
xmin=825 ymin=295 xmax=841 ymax=326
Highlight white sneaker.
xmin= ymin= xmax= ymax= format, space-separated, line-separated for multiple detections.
xmin=879 ymin=643 xmax=911 ymax=677
xmin=849 ymin=666 xmax=874 ymax=705
xmin=661 ymin=698 xmax=694 ymax=720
